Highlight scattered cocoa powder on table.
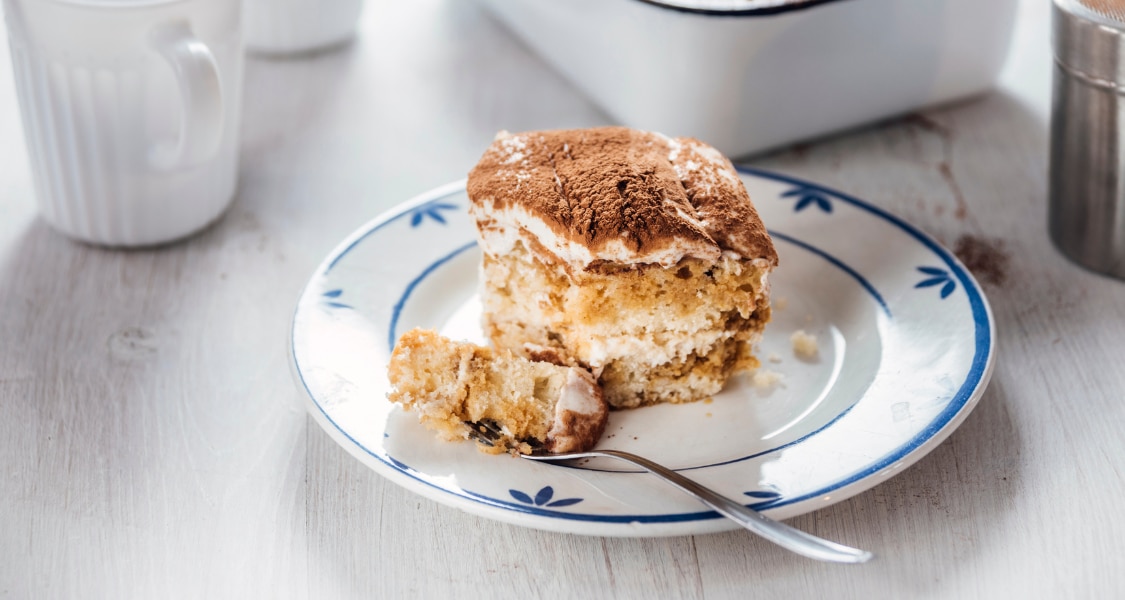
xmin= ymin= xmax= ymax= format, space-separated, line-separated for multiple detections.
xmin=954 ymin=234 xmax=1010 ymax=286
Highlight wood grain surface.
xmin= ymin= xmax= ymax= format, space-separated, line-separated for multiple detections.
xmin=2 ymin=0 xmax=1123 ymax=598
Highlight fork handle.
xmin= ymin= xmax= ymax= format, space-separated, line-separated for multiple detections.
xmin=568 ymin=449 xmax=873 ymax=563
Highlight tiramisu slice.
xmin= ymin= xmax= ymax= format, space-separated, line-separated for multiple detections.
xmin=387 ymin=328 xmax=608 ymax=454
xmin=467 ymin=127 xmax=777 ymax=408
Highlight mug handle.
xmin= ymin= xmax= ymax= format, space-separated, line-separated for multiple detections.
xmin=148 ymin=21 xmax=224 ymax=170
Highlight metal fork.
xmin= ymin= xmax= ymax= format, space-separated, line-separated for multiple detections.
xmin=467 ymin=422 xmax=873 ymax=564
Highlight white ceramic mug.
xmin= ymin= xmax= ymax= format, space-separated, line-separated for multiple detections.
xmin=3 ymin=0 xmax=243 ymax=246
xmin=243 ymin=0 xmax=364 ymax=56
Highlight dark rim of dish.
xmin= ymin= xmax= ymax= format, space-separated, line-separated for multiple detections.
xmin=633 ymin=0 xmax=852 ymax=17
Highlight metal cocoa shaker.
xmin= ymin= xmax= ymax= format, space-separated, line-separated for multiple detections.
xmin=1050 ymin=0 xmax=1125 ymax=279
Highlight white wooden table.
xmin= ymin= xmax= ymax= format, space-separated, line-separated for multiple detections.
xmin=3 ymin=1 xmax=1124 ymax=597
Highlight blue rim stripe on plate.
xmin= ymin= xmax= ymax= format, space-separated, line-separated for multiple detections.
xmin=735 ymin=166 xmax=992 ymax=510
xmin=292 ymin=167 xmax=993 ymax=523
xmin=388 ymin=241 xmax=478 ymax=351
xmin=769 ymin=231 xmax=891 ymax=318
xmin=632 ymin=0 xmax=855 ymax=17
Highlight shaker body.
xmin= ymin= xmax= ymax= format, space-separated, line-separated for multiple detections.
xmin=1049 ymin=61 xmax=1125 ymax=278
xmin=1049 ymin=0 xmax=1125 ymax=279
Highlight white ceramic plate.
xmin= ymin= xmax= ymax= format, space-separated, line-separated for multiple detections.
xmin=290 ymin=168 xmax=995 ymax=537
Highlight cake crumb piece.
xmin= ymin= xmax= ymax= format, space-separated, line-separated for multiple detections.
xmin=773 ymin=297 xmax=789 ymax=310
xmin=768 ymin=352 xmax=783 ymax=364
xmin=791 ymin=330 xmax=819 ymax=358
xmin=752 ymin=369 xmax=784 ymax=388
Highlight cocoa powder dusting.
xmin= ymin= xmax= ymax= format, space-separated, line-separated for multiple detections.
xmin=938 ymin=162 xmax=968 ymax=221
xmin=954 ymin=234 xmax=1009 ymax=286
xmin=466 ymin=127 xmax=777 ymax=267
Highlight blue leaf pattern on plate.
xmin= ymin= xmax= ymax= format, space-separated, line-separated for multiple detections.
xmin=409 ymin=201 xmax=459 ymax=228
xmin=914 ymin=266 xmax=957 ymax=299
xmin=321 ymin=289 xmax=352 ymax=309
xmin=534 ymin=486 xmax=554 ymax=506
xmin=782 ymin=187 xmax=833 ymax=213
xmin=510 ymin=485 xmax=583 ymax=508
xmin=743 ymin=490 xmax=782 ymax=499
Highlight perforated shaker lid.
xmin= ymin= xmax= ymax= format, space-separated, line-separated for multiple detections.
xmin=1079 ymin=0 xmax=1125 ymax=21
xmin=1055 ymin=0 xmax=1125 ymax=85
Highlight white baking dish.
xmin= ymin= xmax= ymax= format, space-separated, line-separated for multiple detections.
xmin=472 ymin=0 xmax=1018 ymax=157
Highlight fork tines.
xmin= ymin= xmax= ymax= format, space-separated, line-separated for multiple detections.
xmin=464 ymin=420 xmax=548 ymax=454
xmin=464 ymin=420 xmax=499 ymax=447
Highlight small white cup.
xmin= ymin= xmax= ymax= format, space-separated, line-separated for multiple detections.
xmin=243 ymin=0 xmax=364 ymax=56
xmin=4 ymin=0 xmax=243 ymax=247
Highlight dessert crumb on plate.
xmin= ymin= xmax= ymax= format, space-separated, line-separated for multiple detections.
xmin=752 ymin=369 xmax=784 ymax=388
xmin=790 ymin=329 xmax=819 ymax=358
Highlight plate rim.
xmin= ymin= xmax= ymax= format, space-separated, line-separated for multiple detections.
xmin=632 ymin=0 xmax=851 ymax=18
xmin=290 ymin=167 xmax=997 ymax=535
